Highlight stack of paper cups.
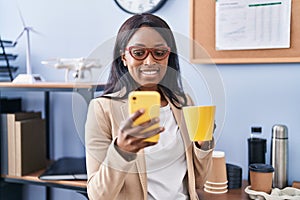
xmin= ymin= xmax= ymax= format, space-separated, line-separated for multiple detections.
xmin=204 ymin=151 xmax=228 ymax=194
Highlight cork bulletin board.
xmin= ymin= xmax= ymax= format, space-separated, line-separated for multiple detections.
xmin=190 ymin=0 xmax=300 ymax=64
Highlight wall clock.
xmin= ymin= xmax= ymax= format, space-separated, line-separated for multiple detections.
xmin=114 ymin=0 xmax=167 ymax=14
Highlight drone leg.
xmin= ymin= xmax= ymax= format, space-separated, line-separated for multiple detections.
xmin=79 ymin=70 xmax=83 ymax=79
xmin=65 ymin=69 xmax=69 ymax=82
xmin=73 ymin=70 xmax=79 ymax=80
xmin=88 ymin=69 xmax=92 ymax=81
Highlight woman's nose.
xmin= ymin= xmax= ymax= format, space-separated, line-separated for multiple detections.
xmin=143 ymin=52 xmax=157 ymax=65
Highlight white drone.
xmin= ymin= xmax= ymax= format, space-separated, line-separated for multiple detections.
xmin=41 ymin=57 xmax=101 ymax=82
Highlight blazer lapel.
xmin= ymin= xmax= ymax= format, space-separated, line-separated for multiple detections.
xmin=136 ymin=151 xmax=148 ymax=199
xmin=166 ymin=96 xmax=197 ymax=199
xmin=167 ymin=98 xmax=191 ymax=146
xmin=120 ymin=101 xmax=129 ymax=121
xmin=118 ymin=97 xmax=148 ymax=198
xmin=107 ymin=88 xmax=128 ymax=129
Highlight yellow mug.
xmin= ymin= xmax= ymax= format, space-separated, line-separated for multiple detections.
xmin=183 ymin=105 xmax=216 ymax=141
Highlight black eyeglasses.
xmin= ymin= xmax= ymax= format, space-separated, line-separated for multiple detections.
xmin=125 ymin=46 xmax=171 ymax=61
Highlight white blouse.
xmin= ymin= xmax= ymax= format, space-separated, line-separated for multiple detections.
xmin=145 ymin=104 xmax=188 ymax=200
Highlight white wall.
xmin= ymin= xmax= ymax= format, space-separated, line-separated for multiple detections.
xmin=1 ymin=0 xmax=300 ymax=199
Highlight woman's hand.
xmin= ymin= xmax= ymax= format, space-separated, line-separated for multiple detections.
xmin=196 ymin=138 xmax=214 ymax=151
xmin=116 ymin=109 xmax=165 ymax=154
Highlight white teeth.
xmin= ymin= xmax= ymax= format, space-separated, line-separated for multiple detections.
xmin=140 ymin=69 xmax=158 ymax=75
xmin=142 ymin=71 xmax=157 ymax=75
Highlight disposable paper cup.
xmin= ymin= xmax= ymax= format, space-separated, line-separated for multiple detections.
xmin=183 ymin=105 xmax=215 ymax=141
xmin=206 ymin=151 xmax=227 ymax=184
xmin=249 ymin=163 xmax=274 ymax=194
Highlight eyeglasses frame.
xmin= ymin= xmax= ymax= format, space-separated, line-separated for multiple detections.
xmin=125 ymin=46 xmax=171 ymax=61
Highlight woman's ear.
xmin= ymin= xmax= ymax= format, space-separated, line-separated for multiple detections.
xmin=121 ymin=54 xmax=127 ymax=67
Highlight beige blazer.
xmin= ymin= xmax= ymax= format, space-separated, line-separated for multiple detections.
xmin=85 ymin=91 xmax=213 ymax=200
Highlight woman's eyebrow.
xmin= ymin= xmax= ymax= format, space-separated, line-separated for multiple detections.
xmin=154 ymin=43 xmax=168 ymax=47
xmin=131 ymin=43 xmax=146 ymax=47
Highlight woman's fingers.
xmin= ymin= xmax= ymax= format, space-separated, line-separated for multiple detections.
xmin=127 ymin=127 xmax=165 ymax=152
xmin=128 ymin=117 xmax=160 ymax=137
xmin=130 ymin=125 xmax=164 ymax=140
xmin=117 ymin=109 xmax=165 ymax=153
xmin=120 ymin=109 xmax=145 ymax=132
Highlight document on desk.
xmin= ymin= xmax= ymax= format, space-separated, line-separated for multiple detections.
xmin=216 ymin=0 xmax=291 ymax=50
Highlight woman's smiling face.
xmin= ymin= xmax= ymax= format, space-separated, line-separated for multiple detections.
xmin=122 ymin=26 xmax=169 ymax=90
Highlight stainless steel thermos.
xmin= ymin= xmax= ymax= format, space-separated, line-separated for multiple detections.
xmin=271 ymin=125 xmax=288 ymax=188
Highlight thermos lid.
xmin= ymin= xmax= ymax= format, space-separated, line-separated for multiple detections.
xmin=249 ymin=163 xmax=274 ymax=173
xmin=247 ymin=137 xmax=267 ymax=142
xmin=272 ymin=124 xmax=288 ymax=139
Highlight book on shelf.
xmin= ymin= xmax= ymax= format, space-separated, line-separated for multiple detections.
xmin=15 ymin=118 xmax=47 ymax=176
xmin=39 ymin=157 xmax=87 ymax=180
xmin=1 ymin=114 xmax=9 ymax=175
xmin=0 ymin=98 xmax=22 ymax=175
xmin=6 ymin=112 xmax=42 ymax=176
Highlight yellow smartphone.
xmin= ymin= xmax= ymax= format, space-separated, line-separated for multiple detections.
xmin=128 ymin=91 xmax=161 ymax=142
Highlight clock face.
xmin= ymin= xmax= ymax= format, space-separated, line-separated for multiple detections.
xmin=115 ymin=0 xmax=167 ymax=14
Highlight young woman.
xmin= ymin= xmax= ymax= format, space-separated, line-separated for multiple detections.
xmin=85 ymin=13 xmax=214 ymax=200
